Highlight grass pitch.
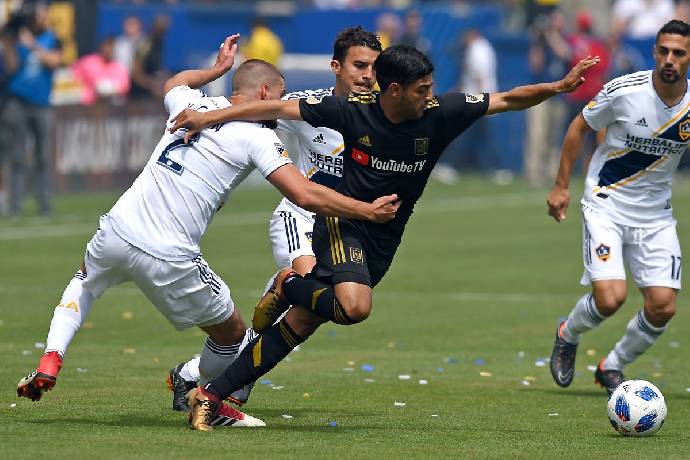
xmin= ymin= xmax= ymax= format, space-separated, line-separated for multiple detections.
xmin=1 ymin=176 xmax=689 ymax=459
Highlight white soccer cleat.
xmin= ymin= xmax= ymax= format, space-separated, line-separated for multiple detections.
xmin=211 ymin=401 xmax=266 ymax=427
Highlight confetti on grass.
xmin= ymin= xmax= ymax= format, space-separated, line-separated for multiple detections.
xmin=586 ymin=365 xmax=597 ymax=372
xmin=394 ymin=401 xmax=406 ymax=407
xmin=398 ymin=374 xmax=411 ymax=381
xmin=34 ymin=342 xmax=45 ymax=349
xmin=121 ymin=311 xmax=133 ymax=320
xmin=361 ymin=364 xmax=375 ymax=372
xmin=418 ymin=379 xmax=428 ymax=385
xmin=548 ymin=413 xmax=559 ymax=416
xmin=281 ymin=414 xmax=293 ymax=419
xmin=479 ymin=371 xmax=492 ymax=377
xmin=329 ymin=421 xmax=337 ymax=427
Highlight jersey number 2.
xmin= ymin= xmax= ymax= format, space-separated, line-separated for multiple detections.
xmin=157 ymin=134 xmax=199 ymax=175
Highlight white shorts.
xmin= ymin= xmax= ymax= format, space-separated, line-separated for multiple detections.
xmin=83 ymin=215 xmax=233 ymax=330
xmin=580 ymin=206 xmax=681 ymax=289
xmin=268 ymin=202 xmax=315 ymax=268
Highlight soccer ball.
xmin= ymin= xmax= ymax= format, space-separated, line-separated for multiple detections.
xmin=607 ymin=380 xmax=667 ymax=436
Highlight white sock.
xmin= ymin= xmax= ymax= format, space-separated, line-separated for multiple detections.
xmin=196 ymin=328 xmax=258 ymax=386
xmin=198 ymin=337 xmax=241 ymax=387
xmin=560 ymin=293 xmax=606 ymax=344
xmin=180 ymin=356 xmax=200 ymax=382
xmin=604 ymin=310 xmax=665 ymax=371
xmin=45 ymin=271 xmax=94 ymax=357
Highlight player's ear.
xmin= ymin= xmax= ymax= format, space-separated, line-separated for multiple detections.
xmin=389 ymin=82 xmax=402 ymax=97
xmin=259 ymin=84 xmax=269 ymax=101
xmin=331 ymin=59 xmax=341 ymax=76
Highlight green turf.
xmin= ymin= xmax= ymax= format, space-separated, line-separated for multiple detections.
xmin=1 ymin=176 xmax=689 ymax=459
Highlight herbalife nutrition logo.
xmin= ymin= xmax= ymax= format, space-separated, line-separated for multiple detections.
xmin=312 ymin=133 xmax=326 ymax=144
xmin=634 ymin=118 xmax=648 ymax=127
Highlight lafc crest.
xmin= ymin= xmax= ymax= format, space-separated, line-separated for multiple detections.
xmin=348 ymin=92 xmax=377 ymax=104
xmin=415 ymin=138 xmax=429 ymax=156
xmin=679 ymin=118 xmax=690 ymax=141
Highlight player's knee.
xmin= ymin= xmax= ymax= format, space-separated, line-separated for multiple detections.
xmin=644 ymin=300 xmax=676 ymax=326
xmin=592 ymin=291 xmax=626 ymax=315
xmin=340 ymin=299 xmax=371 ymax=324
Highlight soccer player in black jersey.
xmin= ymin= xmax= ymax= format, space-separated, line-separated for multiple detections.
xmin=170 ymin=45 xmax=599 ymax=430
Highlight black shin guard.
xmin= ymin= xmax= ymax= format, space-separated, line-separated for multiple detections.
xmin=205 ymin=318 xmax=305 ymax=400
xmin=283 ymin=276 xmax=354 ymax=325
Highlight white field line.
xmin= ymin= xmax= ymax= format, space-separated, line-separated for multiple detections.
xmin=0 ymin=191 xmax=546 ymax=241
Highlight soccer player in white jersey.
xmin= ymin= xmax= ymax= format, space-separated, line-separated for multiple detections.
xmin=548 ymin=20 xmax=690 ymax=395
xmin=15 ymin=35 xmax=399 ymax=428
xmin=167 ymin=26 xmax=383 ymax=410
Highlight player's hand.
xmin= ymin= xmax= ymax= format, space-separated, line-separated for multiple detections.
xmin=547 ymin=186 xmax=570 ymax=222
xmin=169 ymin=109 xmax=211 ymax=143
xmin=557 ymin=55 xmax=601 ymax=93
xmin=370 ymin=194 xmax=401 ymax=223
xmin=213 ymin=34 xmax=239 ymax=75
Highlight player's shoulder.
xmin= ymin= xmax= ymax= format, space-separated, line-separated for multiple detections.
xmin=347 ymin=91 xmax=379 ymax=104
xmin=603 ymin=70 xmax=651 ymax=97
xmin=283 ymin=88 xmax=334 ymax=101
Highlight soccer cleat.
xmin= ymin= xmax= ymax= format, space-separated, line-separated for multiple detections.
xmin=227 ymin=380 xmax=256 ymax=407
xmin=210 ymin=401 xmax=266 ymax=427
xmin=17 ymin=351 xmax=63 ymax=401
xmin=252 ymin=268 xmax=296 ymax=333
xmin=167 ymin=363 xmax=197 ymax=412
xmin=550 ymin=321 xmax=578 ymax=387
xmin=188 ymin=387 xmax=221 ymax=432
xmin=595 ymin=358 xmax=625 ymax=396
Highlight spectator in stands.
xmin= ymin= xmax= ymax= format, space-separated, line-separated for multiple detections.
xmin=130 ymin=15 xmax=170 ymax=99
xmin=563 ymin=11 xmax=608 ymax=172
xmin=0 ymin=2 xmax=61 ymax=217
xmin=114 ymin=15 xmax=144 ymax=75
xmin=607 ymin=27 xmax=646 ymax=79
xmin=399 ymin=10 xmax=431 ymax=55
xmin=71 ymin=37 xmax=130 ymax=105
xmin=523 ymin=10 xmax=570 ymax=186
xmin=433 ymin=29 xmax=499 ymax=184
xmin=376 ymin=12 xmax=402 ymax=49
xmin=241 ymin=17 xmax=283 ymax=67
xmin=612 ymin=0 xmax=675 ymax=39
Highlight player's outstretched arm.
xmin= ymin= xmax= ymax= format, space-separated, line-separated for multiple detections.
xmin=163 ymin=34 xmax=239 ymax=95
xmin=547 ymin=114 xmax=593 ymax=222
xmin=486 ymin=55 xmax=600 ymax=115
xmin=267 ymin=164 xmax=400 ymax=223
xmin=169 ymin=99 xmax=302 ymax=143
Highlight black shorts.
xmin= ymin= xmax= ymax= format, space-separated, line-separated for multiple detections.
xmin=311 ymin=215 xmax=399 ymax=287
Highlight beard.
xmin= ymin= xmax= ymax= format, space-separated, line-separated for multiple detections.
xmin=659 ymin=66 xmax=680 ymax=83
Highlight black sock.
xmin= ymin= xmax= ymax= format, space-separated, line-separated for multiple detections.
xmin=283 ymin=276 xmax=354 ymax=324
xmin=205 ymin=318 xmax=305 ymax=400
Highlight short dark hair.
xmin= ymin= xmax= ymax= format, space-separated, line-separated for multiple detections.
xmin=332 ymin=26 xmax=382 ymax=62
xmin=656 ymin=19 xmax=690 ymax=43
xmin=373 ymin=45 xmax=434 ymax=92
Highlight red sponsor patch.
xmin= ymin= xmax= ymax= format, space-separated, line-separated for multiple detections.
xmin=352 ymin=148 xmax=369 ymax=165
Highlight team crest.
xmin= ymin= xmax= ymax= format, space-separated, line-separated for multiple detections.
xmin=274 ymin=143 xmax=288 ymax=158
xmin=415 ymin=138 xmax=429 ymax=156
xmin=596 ymin=244 xmax=611 ymax=261
xmin=679 ymin=119 xmax=690 ymax=141
xmin=465 ymin=93 xmax=484 ymax=104
xmin=305 ymin=95 xmax=322 ymax=104
xmin=586 ymin=100 xmax=597 ymax=110
xmin=349 ymin=247 xmax=364 ymax=265
xmin=358 ymin=135 xmax=372 ymax=147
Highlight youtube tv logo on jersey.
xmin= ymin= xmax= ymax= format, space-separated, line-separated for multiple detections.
xmin=352 ymin=148 xmax=369 ymax=165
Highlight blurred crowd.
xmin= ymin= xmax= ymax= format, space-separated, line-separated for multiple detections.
xmin=0 ymin=0 xmax=687 ymax=217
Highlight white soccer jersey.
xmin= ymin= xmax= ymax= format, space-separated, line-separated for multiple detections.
xmin=581 ymin=70 xmax=689 ymax=227
xmin=108 ymin=85 xmax=291 ymax=261
xmin=273 ymin=88 xmax=344 ymax=220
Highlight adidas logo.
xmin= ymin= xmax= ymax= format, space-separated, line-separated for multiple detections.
xmin=635 ymin=118 xmax=648 ymax=127
xmin=358 ymin=135 xmax=372 ymax=147
xmin=312 ymin=133 xmax=326 ymax=144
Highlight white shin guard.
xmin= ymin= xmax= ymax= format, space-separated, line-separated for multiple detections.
xmin=45 ymin=272 xmax=95 ymax=357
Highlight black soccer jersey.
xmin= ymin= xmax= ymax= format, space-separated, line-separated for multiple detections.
xmin=299 ymin=92 xmax=489 ymax=240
